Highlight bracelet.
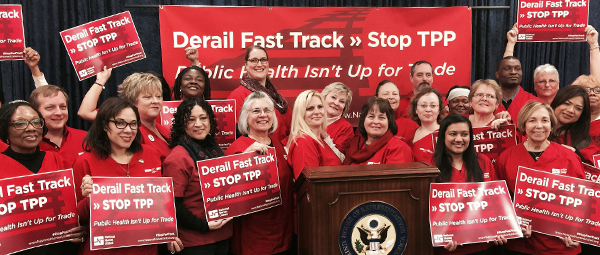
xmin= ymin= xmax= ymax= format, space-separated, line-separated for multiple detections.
xmin=93 ymin=82 xmax=105 ymax=89
xmin=592 ymin=45 xmax=600 ymax=52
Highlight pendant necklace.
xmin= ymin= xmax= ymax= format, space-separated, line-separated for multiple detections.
xmin=110 ymin=154 xmax=131 ymax=177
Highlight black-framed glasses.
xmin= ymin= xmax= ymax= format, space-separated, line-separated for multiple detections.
xmin=247 ymin=58 xmax=268 ymax=65
xmin=109 ymin=120 xmax=138 ymax=130
xmin=11 ymin=118 xmax=44 ymax=130
xmin=584 ymin=87 xmax=600 ymax=94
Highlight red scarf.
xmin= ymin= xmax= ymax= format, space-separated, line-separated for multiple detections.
xmin=343 ymin=130 xmax=394 ymax=165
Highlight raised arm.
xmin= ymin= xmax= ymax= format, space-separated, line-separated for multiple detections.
xmin=23 ymin=47 xmax=48 ymax=87
xmin=77 ymin=67 xmax=112 ymax=122
xmin=587 ymin=25 xmax=600 ymax=77
xmin=503 ymin=23 xmax=518 ymax=57
xmin=185 ymin=47 xmax=199 ymax=66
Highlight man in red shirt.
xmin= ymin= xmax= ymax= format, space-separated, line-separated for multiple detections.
xmin=494 ymin=56 xmax=542 ymax=125
xmin=29 ymin=85 xmax=88 ymax=168
xmin=398 ymin=60 xmax=434 ymax=117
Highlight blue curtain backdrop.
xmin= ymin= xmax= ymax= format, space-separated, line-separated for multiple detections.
xmin=0 ymin=0 xmax=598 ymax=130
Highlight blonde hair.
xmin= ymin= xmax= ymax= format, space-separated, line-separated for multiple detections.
xmin=517 ymin=101 xmax=557 ymax=136
xmin=572 ymin=75 xmax=600 ymax=87
xmin=321 ymin=82 xmax=353 ymax=116
xmin=469 ymin=79 xmax=503 ymax=103
xmin=287 ymin=90 xmax=326 ymax=148
xmin=118 ymin=72 xmax=162 ymax=105
xmin=238 ymin=91 xmax=278 ymax=135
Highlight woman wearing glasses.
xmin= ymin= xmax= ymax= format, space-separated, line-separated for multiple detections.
xmin=224 ymin=92 xmax=293 ymax=255
xmin=74 ymin=98 xmax=183 ymax=254
xmin=162 ymin=98 xmax=233 ymax=255
xmin=226 ymin=45 xmax=292 ymax=142
xmin=468 ymin=80 xmax=510 ymax=129
xmin=409 ymin=87 xmax=444 ymax=163
xmin=0 ymin=101 xmax=86 ymax=254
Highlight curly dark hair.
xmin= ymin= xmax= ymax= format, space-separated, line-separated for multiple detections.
xmin=84 ymin=97 xmax=142 ymax=159
xmin=434 ymin=114 xmax=483 ymax=183
xmin=173 ymin=66 xmax=211 ymax=100
xmin=0 ymin=101 xmax=48 ymax=144
xmin=168 ymin=98 xmax=219 ymax=148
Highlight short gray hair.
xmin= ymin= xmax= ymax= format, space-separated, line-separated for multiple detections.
xmin=238 ymin=91 xmax=278 ymax=136
xmin=533 ymin=64 xmax=559 ymax=82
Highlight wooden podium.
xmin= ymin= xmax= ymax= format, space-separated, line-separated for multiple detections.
xmin=294 ymin=162 xmax=439 ymax=255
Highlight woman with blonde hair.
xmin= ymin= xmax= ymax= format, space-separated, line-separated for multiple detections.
xmin=322 ymin=82 xmax=354 ymax=155
xmin=287 ymin=90 xmax=341 ymax=179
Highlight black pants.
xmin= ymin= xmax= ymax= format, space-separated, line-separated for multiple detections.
xmin=181 ymin=239 xmax=229 ymax=255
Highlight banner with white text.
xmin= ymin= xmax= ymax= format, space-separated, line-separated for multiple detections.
xmin=0 ymin=170 xmax=79 ymax=255
xmin=198 ymin=148 xmax=281 ymax=221
xmin=0 ymin=5 xmax=25 ymax=60
xmin=429 ymin=181 xmax=522 ymax=246
xmin=89 ymin=177 xmax=177 ymax=250
xmin=159 ymin=6 xmax=472 ymax=126
xmin=517 ymin=0 xmax=589 ymax=42
xmin=514 ymin=166 xmax=600 ymax=246
xmin=60 ymin=11 xmax=145 ymax=80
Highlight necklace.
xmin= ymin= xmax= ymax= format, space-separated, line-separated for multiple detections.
xmin=110 ymin=154 xmax=131 ymax=177
xmin=529 ymin=151 xmax=543 ymax=161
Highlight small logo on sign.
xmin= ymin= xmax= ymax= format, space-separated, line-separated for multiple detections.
xmin=208 ymin=210 xmax=219 ymax=219
xmin=434 ymin=234 xmax=444 ymax=243
xmin=94 ymin=236 xmax=104 ymax=246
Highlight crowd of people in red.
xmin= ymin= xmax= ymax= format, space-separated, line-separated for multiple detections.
xmin=1 ymin=23 xmax=600 ymax=255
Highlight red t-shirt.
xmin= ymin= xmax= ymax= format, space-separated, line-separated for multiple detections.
xmin=224 ymin=136 xmax=293 ymax=255
xmin=397 ymin=92 xmax=413 ymax=119
xmin=287 ymin=134 xmax=342 ymax=180
xmin=326 ymin=118 xmax=354 ymax=153
xmin=227 ymin=86 xmax=292 ymax=143
xmin=139 ymin=124 xmax=171 ymax=162
xmin=0 ymin=151 xmax=63 ymax=178
xmin=72 ymin=145 xmax=163 ymax=255
xmin=348 ymin=136 xmax=413 ymax=165
xmin=162 ymin=145 xmax=233 ymax=248
xmin=39 ymin=126 xmax=87 ymax=169
xmin=395 ymin=117 xmax=419 ymax=147
xmin=412 ymin=132 xmax=436 ymax=164
xmin=495 ymin=142 xmax=584 ymax=255
xmin=0 ymin=140 xmax=8 ymax=152
xmin=495 ymin=86 xmax=542 ymax=126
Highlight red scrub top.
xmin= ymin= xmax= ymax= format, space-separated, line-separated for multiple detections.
xmin=39 ymin=126 xmax=87 ymax=168
xmin=495 ymin=142 xmax=584 ymax=255
xmin=72 ymin=145 xmax=163 ymax=255
xmin=347 ymin=136 xmax=413 ymax=165
xmin=395 ymin=117 xmax=419 ymax=147
xmin=495 ymin=86 xmax=542 ymax=126
xmin=287 ymin=134 xmax=342 ymax=180
xmin=326 ymin=117 xmax=354 ymax=153
xmin=412 ymin=132 xmax=436 ymax=164
xmin=225 ymin=136 xmax=293 ymax=255
xmin=139 ymin=124 xmax=171 ymax=162
xmin=0 ymin=140 xmax=8 ymax=152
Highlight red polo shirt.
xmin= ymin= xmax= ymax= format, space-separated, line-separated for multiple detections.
xmin=39 ymin=126 xmax=87 ymax=168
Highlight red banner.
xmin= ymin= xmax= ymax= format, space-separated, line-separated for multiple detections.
xmin=433 ymin=124 xmax=518 ymax=164
xmin=160 ymin=100 xmax=236 ymax=150
xmin=514 ymin=166 xmax=600 ymax=245
xmin=517 ymin=0 xmax=589 ymax=42
xmin=60 ymin=11 xmax=145 ymax=80
xmin=429 ymin=181 xmax=522 ymax=246
xmin=198 ymin=148 xmax=281 ymax=221
xmin=159 ymin=6 xmax=472 ymax=126
xmin=0 ymin=5 xmax=25 ymax=60
xmin=0 ymin=170 xmax=79 ymax=255
xmin=89 ymin=177 xmax=177 ymax=251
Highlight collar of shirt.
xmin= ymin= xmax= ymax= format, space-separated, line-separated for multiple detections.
xmin=502 ymin=86 xmax=520 ymax=103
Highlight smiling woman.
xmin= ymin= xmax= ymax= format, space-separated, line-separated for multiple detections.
xmin=173 ymin=66 xmax=211 ymax=101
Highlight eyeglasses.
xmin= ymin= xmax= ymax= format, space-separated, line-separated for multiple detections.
xmin=584 ymin=87 xmax=600 ymax=94
xmin=247 ymin=58 xmax=268 ymax=65
xmin=250 ymin=108 xmax=273 ymax=115
xmin=11 ymin=118 xmax=44 ymax=130
xmin=418 ymin=104 xmax=439 ymax=109
xmin=109 ymin=120 xmax=138 ymax=130
xmin=473 ymin=93 xmax=496 ymax=100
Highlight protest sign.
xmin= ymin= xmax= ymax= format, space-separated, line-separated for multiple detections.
xmin=582 ymin=162 xmax=600 ymax=183
xmin=513 ymin=166 xmax=600 ymax=245
xmin=159 ymin=6 xmax=472 ymax=126
xmin=433 ymin=124 xmax=518 ymax=164
xmin=429 ymin=181 xmax=522 ymax=246
xmin=593 ymin=154 xmax=600 ymax=168
xmin=0 ymin=169 xmax=78 ymax=255
xmin=89 ymin=177 xmax=177 ymax=250
xmin=198 ymin=148 xmax=281 ymax=221
xmin=0 ymin=5 xmax=25 ymax=60
xmin=60 ymin=11 xmax=145 ymax=80
xmin=160 ymin=100 xmax=236 ymax=150
xmin=517 ymin=0 xmax=589 ymax=42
